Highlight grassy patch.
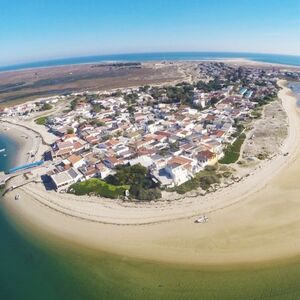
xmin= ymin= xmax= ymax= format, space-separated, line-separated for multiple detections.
xmin=219 ymin=133 xmax=246 ymax=164
xmin=35 ymin=116 xmax=47 ymax=125
xmin=251 ymin=109 xmax=262 ymax=119
xmin=40 ymin=103 xmax=53 ymax=111
xmin=251 ymin=95 xmax=277 ymax=119
xmin=68 ymin=178 xmax=129 ymax=199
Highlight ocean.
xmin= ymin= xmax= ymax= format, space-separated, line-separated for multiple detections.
xmin=1 ymin=51 xmax=300 ymax=72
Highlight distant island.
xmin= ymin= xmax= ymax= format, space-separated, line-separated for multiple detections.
xmin=2 ymin=51 xmax=300 ymax=73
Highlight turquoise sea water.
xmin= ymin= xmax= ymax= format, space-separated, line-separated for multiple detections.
xmin=1 ymin=52 xmax=300 ymax=72
xmin=1 ymin=129 xmax=300 ymax=300
xmin=0 ymin=133 xmax=18 ymax=173
xmin=1 ymin=202 xmax=300 ymax=300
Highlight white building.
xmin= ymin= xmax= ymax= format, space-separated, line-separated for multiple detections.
xmin=164 ymin=163 xmax=191 ymax=186
xmin=50 ymin=168 xmax=83 ymax=191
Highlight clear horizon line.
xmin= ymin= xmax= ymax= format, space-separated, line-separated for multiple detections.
xmin=1 ymin=50 xmax=300 ymax=69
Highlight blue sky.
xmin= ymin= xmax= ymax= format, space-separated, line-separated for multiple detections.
xmin=1 ymin=0 xmax=300 ymax=65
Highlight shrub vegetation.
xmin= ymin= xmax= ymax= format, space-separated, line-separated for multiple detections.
xmin=35 ymin=116 xmax=47 ymax=125
xmin=170 ymin=166 xmax=220 ymax=194
xmin=106 ymin=164 xmax=161 ymax=200
xmin=219 ymin=133 xmax=246 ymax=164
xmin=41 ymin=103 xmax=53 ymax=111
xmin=68 ymin=178 xmax=129 ymax=199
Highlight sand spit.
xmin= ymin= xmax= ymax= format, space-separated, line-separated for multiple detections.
xmin=3 ymin=80 xmax=300 ymax=266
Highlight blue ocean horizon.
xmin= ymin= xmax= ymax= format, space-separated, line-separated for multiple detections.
xmin=1 ymin=52 xmax=300 ymax=72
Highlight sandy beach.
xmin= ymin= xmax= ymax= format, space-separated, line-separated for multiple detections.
xmin=214 ymin=58 xmax=300 ymax=69
xmin=1 ymin=80 xmax=300 ymax=266
xmin=0 ymin=121 xmax=46 ymax=167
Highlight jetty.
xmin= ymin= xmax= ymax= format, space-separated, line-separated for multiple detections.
xmin=0 ymin=161 xmax=44 ymax=186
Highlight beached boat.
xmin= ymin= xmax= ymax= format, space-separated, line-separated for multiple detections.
xmin=194 ymin=215 xmax=208 ymax=224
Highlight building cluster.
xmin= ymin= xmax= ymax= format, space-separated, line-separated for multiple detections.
xmin=0 ymin=96 xmax=63 ymax=117
xmin=41 ymin=65 xmax=279 ymax=192
xmin=0 ymin=63 xmax=281 ymax=193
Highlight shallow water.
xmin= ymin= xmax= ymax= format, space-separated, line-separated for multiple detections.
xmin=0 ymin=197 xmax=300 ymax=300
xmin=0 ymin=133 xmax=18 ymax=173
xmin=289 ymin=81 xmax=300 ymax=108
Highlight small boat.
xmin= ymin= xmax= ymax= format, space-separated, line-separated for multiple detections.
xmin=0 ymin=148 xmax=5 ymax=153
xmin=195 ymin=215 xmax=208 ymax=224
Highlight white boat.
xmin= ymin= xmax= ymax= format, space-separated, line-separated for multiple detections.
xmin=195 ymin=215 xmax=208 ymax=224
xmin=0 ymin=148 xmax=5 ymax=153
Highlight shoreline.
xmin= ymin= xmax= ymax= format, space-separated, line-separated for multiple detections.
xmin=0 ymin=132 xmax=19 ymax=171
xmin=2 ymin=80 xmax=300 ymax=266
xmin=0 ymin=121 xmax=46 ymax=168
xmin=0 ymin=123 xmax=34 ymax=167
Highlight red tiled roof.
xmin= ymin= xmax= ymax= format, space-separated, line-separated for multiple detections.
xmin=168 ymin=156 xmax=193 ymax=166
xmin=197 ymin=150 xmax=216 ymax=160
xmin=67 ymin=154 xmax=82 ymax=165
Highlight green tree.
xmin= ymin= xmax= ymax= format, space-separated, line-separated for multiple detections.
xmin=92 ymin=104 xmax=102 ymax=113
xmin=106 ymin=164 xmax=161 ymax=200
xmin=41 ymin=103 xmax=53 ymax=111
xmin=67 ymin=128 xmax=74 ymax=134
xmin=70 ymin=99 xmax=78 ymax=110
